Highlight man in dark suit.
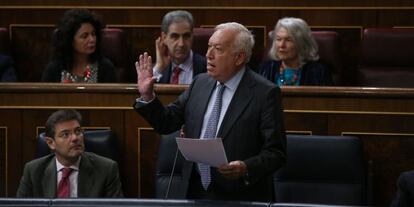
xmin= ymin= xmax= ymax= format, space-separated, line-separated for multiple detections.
xmin=391 ymin=170 xmax=414 ymax=207
xmin=153 ymin=10 xmax=206 ymax=84
xmin=16 ymin=109 xmax=123 ymax=198
xmin=134 ymin=22 xmax=286 ymax=201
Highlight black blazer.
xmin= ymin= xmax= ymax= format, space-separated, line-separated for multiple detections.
xmin=258 ymin=60 xmax=333 ymax=86
xmin=158 ymin=53 xmax=207 ymax=83
xmin=134 ymin=68 xmax=286 ymax=201
xmin=391 ymin=170 xmax=414 ymax=207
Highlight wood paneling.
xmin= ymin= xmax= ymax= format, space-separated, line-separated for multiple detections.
xmin=8 ymin=25 xmax=265 ymax=82
xmin=0 ymin=83 xmax=413 ymax=206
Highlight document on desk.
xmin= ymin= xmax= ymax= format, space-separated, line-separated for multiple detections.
xmin=175 ymin=137 xmax=228 ymax=167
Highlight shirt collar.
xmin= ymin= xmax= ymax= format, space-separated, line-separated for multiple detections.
xmin=55 ymin=155 xmax=81 ymax=172
xmin=219 ymin=66 xmax=246 ymax=92
xmin=172 ymin=50 xmax=193 ymax=73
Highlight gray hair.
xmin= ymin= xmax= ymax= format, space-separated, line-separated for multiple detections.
xmin=161 ymin=10 xmax=194 ymax=33
xmin=215 ymin=22 xmax=255 ymax=63
xmin=269 ymin=17 xmax=319 ymax=65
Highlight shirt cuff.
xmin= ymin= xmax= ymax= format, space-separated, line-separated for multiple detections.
xmin=152 ymin=67 xmax=163 ymax=82
xmin=135 ymin=94 xmax=156 ymax=107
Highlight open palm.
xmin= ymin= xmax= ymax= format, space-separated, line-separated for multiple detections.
xmin=136 ymin=52 xmax=156 ymax=101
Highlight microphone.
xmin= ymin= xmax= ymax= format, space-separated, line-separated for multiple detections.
xmin=164 ymin=126 xmax=185 ymax=199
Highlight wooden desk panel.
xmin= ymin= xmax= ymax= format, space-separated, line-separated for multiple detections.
xmin=0 ymin=83 xmax=413 ymax=206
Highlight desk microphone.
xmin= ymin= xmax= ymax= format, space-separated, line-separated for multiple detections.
xmin=164 ymin=126 xmax=185 ymax=199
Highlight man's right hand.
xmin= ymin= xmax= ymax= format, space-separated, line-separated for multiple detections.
xmin=154 ymin=36 xmax=171 ymax=72
xmin=136 ymin=52 xmax=157 ymax=102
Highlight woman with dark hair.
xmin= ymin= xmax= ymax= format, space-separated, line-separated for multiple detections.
xmin=258 ymin=17 xmax=333 ymax=86
xmin=42 ymin=9 xmax=116 ymax=83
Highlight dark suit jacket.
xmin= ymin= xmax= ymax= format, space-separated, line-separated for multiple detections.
xmin=391 ymin=170 xmax=414 ymax=207
xmin=41 ymin=57 xmax=117 ymax=83
xmin=16 ymin=152 xmax=123 ymax=198
xmin=134 ymin=68 xmax=286 ymax=201
xmin=157 ymin=53 xmax=207 ymax=83
xmin=258 ymin=60 xmax=333 ymax=86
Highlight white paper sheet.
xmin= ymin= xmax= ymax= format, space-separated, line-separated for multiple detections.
xmin=175 ymin=137 xmax=228 ymax=167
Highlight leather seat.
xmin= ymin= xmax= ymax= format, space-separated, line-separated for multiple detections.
xmin=274 ymin=135 xmax=368 ymax=206
xmin=192 ymin=28 xmax=214 ymax=56
xmin=154 ymin=131 xmax=185 ymax=199
xmin=311 ymin=31 xmax=344 ymax=85
xmin=36 ymin=129 xmax=119 ymax=163
xmin=101 ymin=28 xmax=133 ymax=82
xmin=357 ymin=28 xmax=414 ymax=87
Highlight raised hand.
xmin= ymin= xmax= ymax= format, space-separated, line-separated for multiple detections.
xmin=154 ymin=36 xmax=171 ymax=72
xmin=136 ymin=52 xmax=157 ymax=101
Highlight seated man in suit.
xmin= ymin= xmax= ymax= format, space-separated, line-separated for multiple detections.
xmin=134 ymin=22 xmax=286 ymax=201
xmin=153 ymin=10 xmax=206 ymax=84
xmin=391 ymin=170 xmax=414 ymax=207
xmin=16 ymin=109 xmax=123 ymax=198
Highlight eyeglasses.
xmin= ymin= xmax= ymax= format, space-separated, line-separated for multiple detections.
xmin=57 ymin=128 xmax=84 ymax=139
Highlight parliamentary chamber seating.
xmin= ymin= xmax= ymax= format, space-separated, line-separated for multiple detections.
xmin=356 ymin=28 xmax=414 ymax=88
xmin=274 ymin=135 xmax=369 ymax=206
xmin=0 ymin=198 xmax=365 ymax=207
xmin=100 ymin=28 xmax=134 ymax=82
xmin=155 ymin=132 xmax=370 ymax=206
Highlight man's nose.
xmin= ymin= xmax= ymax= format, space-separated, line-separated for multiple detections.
xmin=178 ymin=36 xmax=186 ymax=46
xmin=206 ymin=47 xmax=213 ymax=58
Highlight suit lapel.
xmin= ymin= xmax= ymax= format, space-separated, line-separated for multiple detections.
xmin=42 ymin=157 xmax=57 ymax=198
xmin=77 ymin=153 xmax=94 ymax=197
xmin=191 ymin=77 xmax=216 ymax=138
xmin=160 ymin=64 xmax=173 ymax=83
xmin=218 ymin=69 xmax=255 ymax=139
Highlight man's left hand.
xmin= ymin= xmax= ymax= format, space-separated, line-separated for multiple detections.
xmin=218 ymin=160 xmax=247 ymax=180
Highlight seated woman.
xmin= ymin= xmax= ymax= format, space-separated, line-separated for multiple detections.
xmin=42 ymin=9 xmax=116 ymax=83
xmin=258 ymin=17 xmax=333 ymax=86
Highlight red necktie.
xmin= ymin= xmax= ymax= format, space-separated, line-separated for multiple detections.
xmin=171 ymin=66 xmax=181 ymax=84
xmin=57 ymin=168 xmax=73 ymax=198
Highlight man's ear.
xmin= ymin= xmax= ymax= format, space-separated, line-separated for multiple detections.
xmin=45 ymin=137 xmax=56 ymax=151
xmin=235 ymin=52 xmax=247 ymax=66
xmin=161 ymin=32 xmax=167 ymax=42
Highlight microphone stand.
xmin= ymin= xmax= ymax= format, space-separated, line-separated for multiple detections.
xmin=164 ymin=126 xmax=185 ymax=199
xmin=164 ymin=147 xmax=179 ymax=199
